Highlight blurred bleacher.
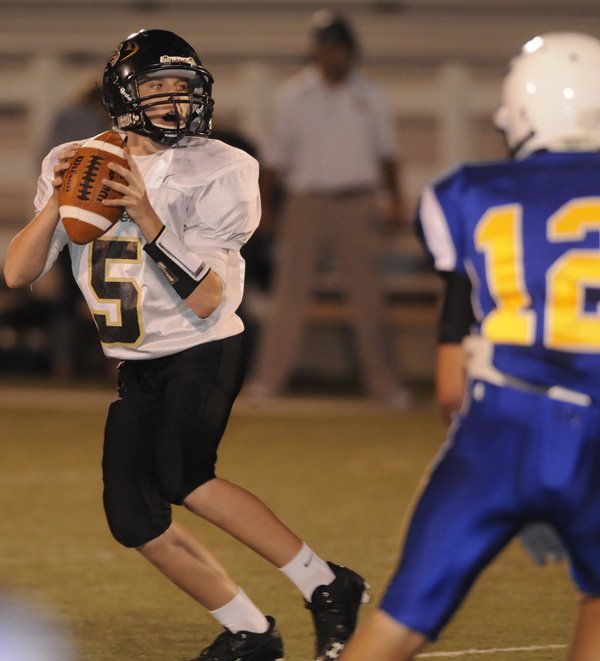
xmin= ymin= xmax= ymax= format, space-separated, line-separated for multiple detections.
xmin=1 ymin=0 xmax=599 ymax=384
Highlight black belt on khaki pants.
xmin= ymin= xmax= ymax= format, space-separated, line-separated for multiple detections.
xmin=310 ymin=187 xmax=375 ymax=199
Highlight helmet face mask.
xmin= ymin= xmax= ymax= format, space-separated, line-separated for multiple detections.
xmin=103 ymin=30 xmax=214 ymax=146
xmin=495 ymin=32 xmax=600 ymax=158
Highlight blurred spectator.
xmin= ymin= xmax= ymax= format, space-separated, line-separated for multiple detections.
xmin=246 ymin=10 xmax=410 ymax=406
xmin=40 ymin=78 xmax=110 ymax=158
xmin=210 ymin=125 xmax=273 ymax=367
xmin=0 ymin=78 xmax=111 ymax=380
xmin=43 ymin=78 xmax=112 ymax=379
xmin=0 ymin=273 xmax=59 ymax=374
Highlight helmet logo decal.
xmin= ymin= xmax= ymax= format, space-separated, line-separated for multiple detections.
xmin=160 ymin=55 xmax=195 ymax=66
xmin=109 ymin=41 xmax=140 ymax=67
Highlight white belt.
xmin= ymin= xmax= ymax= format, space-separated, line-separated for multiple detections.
xmin=464 ymin=335 xmax=592 ymax=407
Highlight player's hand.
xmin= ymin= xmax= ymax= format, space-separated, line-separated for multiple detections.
xmin=51 ymin=144 xmax=79 ymax=191
xmin=42 ymin=144 xmax=79 ymax=216
xmin=102 ymin=152 xmax=162 ymax=241
xmin=518 ymin=523 xmax=566 ymax=566
xmin=102 ymin=152 xmax=147 ymax=218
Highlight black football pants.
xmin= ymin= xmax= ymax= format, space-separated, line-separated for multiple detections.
xmin=102 ymin=334 xmax=245 ymax=548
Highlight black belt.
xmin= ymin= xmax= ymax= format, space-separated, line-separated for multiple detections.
xmin=310 ymin=187 xmax=375 ymax=199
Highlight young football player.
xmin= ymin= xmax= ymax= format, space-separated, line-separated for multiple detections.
xmin=3 ymin=29 xmax=368 ymax=661
xmin=341 ymin=32 xmax=600 ymax=660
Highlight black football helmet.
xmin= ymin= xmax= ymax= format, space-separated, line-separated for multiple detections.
xmin=102 ymin=29 xmax=214 ymax=145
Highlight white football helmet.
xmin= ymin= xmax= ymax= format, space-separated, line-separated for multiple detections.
xmin=494 ymin=32 xmax=600 ymax=158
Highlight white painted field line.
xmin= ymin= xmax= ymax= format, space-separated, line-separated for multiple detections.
xmin=417 ymin=643 xmax=566 ymax=657
xmin=0 ymin=550 xmax=119 ymax=567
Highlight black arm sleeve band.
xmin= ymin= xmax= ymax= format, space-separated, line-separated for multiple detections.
xmin=437 ymin=271 xmax=476 ymax=344
xmin=144 ymin=226 xmax=211 ymax=299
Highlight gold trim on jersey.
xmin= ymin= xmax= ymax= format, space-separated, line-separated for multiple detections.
xmin=87 ymin=237 xmax=145 ymax=348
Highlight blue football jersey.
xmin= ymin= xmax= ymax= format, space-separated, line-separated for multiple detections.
xmin=417 ymin=150 xmax=600 ymax=399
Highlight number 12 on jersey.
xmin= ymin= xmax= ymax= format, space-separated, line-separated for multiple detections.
xmin=475 ymin=198 xmax=600 ymax=352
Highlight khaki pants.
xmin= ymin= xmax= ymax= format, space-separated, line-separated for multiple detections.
xmin=250 ymin=191 xmax=399 ymax=399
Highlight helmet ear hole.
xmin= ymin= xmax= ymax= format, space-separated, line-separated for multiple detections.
xmin=102 ymin=29 xmax=214 ymax=145
xmin=493 ymin=105 xmax=509 ymax=133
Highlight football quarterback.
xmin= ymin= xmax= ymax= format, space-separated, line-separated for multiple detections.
xmin=4 ymin=28 xmax=368 ymax=661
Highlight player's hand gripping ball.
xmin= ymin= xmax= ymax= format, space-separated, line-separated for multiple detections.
xmin=58 ymin=130 xmax=129 ymax=244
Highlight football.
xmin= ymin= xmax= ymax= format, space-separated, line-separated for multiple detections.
xmin=58 ymin=130 xmax=129 ymax=244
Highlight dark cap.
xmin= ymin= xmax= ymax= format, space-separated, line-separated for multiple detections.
xmin=310 ymin=10 xmax=358 ymax=51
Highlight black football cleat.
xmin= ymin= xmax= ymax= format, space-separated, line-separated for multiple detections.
xmin=305 ymin=562 xmax=370 ymax=661
xmin=187 ymin=615 xmax=284 ymax=661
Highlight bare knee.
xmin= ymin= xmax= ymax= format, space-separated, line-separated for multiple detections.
xmin=182 ymin=477 xmax=214 ymax=513
xmin=183 ymin=477 xmax=240 ymax=519
xmin=569 ymin=593 xmax=600 ymax=661
xmin=136 ymin=525 xmax=173 ymax=559
xmin=341 ymin=609 xmax=427 ymax=661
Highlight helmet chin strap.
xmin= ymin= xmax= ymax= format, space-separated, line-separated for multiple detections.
xmin=142 ymin=96 xmax=187 ymax=145
xmin=509 ymin=129 xmax=535 ymax=159
xmin=157 ymin=94 xmax=183 ymax=126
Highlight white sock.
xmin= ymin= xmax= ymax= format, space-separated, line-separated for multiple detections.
xmin=279 ymin=543 xmax=336 ymax=601
xmin=209 ymin=588 xmax=269 ymax=634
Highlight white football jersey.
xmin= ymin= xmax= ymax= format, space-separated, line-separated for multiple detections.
xmin=35 ymin=136 xmax=260 ymax=360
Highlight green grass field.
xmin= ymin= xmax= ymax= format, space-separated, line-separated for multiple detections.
xmin=0 ymin=385 xmax=574 ymax=660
